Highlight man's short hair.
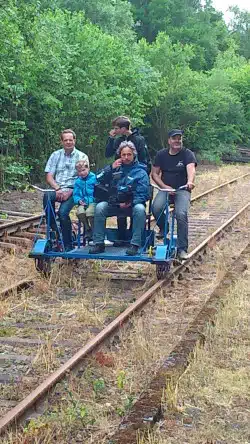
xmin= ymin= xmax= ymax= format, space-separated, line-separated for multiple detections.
xmin=60 ymin=129 xmax=76 ymax=140
xmin=112 ymin=116 xmax=131 ymax=130
xmin=76 ymin=160 xmax=89 ymax=169
xmin=116 ymin=141 xmax=137 ymax=157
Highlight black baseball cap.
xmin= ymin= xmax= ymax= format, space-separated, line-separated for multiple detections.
xmin=168 ymin=129 xmax=183 ymax=137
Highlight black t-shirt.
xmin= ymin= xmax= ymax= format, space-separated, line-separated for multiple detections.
xmin=153 ymin=148 xmax=197 ymax=189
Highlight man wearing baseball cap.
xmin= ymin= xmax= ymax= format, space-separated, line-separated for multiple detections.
xmin=151 ymin=129 xmax=197 ymax=260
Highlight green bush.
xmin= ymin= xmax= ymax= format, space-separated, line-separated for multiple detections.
xmin=0 ymin=155 xmax=31 ymax=191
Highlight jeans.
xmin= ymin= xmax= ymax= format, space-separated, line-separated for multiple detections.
xmin=93 ymin=202 xmax=146 ymax=247
xmin=43 ymin=191 xmax=75 ymax=248
xmin=152 ymin=190 xmax=191 ymax=251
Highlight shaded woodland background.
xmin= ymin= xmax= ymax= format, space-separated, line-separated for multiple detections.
xmin=0 ymin=0 xmax=249 ymax=188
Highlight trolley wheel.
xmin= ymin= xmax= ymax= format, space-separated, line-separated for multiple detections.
xmin=35 ymin=257 xmax=52 ymax=277
xmin=156 ymin=262 xmax=170 ymax=280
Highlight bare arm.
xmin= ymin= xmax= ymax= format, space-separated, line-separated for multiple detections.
xmin=151 ymin=166 xmax=174 ymax=190
xmin=45 ymin=173 xmax=60 ymax=191
xmin=186 ymin=163 xmax=196 ymax=190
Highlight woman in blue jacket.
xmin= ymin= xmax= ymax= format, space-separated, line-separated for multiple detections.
xmin=73 ymin=161 xmax=96 ymax=240
xmin=89 ymin=141 xmax=150 ymax=256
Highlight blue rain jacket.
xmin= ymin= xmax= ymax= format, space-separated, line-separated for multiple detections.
xmin=73 ymin=172 xmax=96 ymax=206
xmin=96 ymin=160 xmax=150 ymax=206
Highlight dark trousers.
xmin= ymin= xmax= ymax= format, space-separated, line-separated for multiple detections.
xmin=117 ymin=216 xmax=132 ymax=240
xmin=43 ymin=191 xmax=75 ymax=249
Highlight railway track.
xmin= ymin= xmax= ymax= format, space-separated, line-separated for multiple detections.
xmin=0 ymin=174 xmax=249 ymax=442
xmin=0 ymin=172 xmax=249 ymax=254
xmin=110 ymin=243 xmax=250 ymax=444
xmin=0 ymin=210 xmax=42 ymax=238
xmin=0 ymin=210 xmax=42 ymax=255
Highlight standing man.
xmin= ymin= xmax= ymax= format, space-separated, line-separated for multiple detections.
xmin=151 ymin=129 xmax=197 ymax=260
xmin=105 ymin=116 xmax=151 ymax=173
xmin=43 ymin=129 xmax=89 ymax=251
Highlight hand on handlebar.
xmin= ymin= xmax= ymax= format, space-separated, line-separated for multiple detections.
xmin=152 ymin=183 xmax=176 ymax=194
xmin=55 ymin=189 xmax=66 ymax=202
xmin=186 ymin=182 xmax=195 ymax=191
xmin=167 ymin=187 xmax=176 ymax=196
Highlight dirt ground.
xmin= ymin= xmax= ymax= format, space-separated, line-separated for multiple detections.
xmin=0 ymin=189 xmax=42 ymax=214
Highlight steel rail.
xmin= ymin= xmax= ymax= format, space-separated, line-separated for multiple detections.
xmin=0 ymin=215 xmax=42 ymax=238
xmin=190 ymin=172 xmax=250 ymax=202
xmin=110 ymin=243 xmax=250 ymax=443
xmin=0 ymin=200 xmax=249 ymax=435
xmin=0 ymin=210 xmax=35 ymax=217
xmin=0 ymin=172 xmax=249 ymax=239
xmin=0 ymin=279 xmax=35 ymax=301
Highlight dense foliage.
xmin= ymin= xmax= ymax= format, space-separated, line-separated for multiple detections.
xmin=0 ymin=0 xmax=249 ymax=189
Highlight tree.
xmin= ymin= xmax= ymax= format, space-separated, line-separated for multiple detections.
xmin=139 ymin=34 xmax=247 ymax=161
xmin=231 ymin=64 xmax=250 ymax=143
xmin=21 ymin=9 xmax=161 ymax=170
xmin=229 ymin=6 xmax=250 ymax=59
xmin=57 ymin=0 xmax=136 ymax=40
xmin=0 ymin=3 xmax=27 ymax=158
xmin=130 ymin=0 xmax=230 ymax=70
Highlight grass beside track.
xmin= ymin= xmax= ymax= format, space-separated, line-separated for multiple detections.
xmin=193 ymin=164 xmax=250 ymax=197
xmin=138 ymin=255 xmax=250 ymax=444
xmin=0 ymin=164 xmax=249 ymax=443
xmin=2 ymin=215 xmax=249 ymax=443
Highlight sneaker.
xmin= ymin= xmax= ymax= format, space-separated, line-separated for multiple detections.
xmin=104 ymin=239 xmax=113 ymax=246
xmin=177 ymin=250 xmax=189 ymax=260
xmin=89 ymin=244 xmax=105 ymax=254
xmin=156 ymin=229 xmax=164 ymax=239
xmin=126 ymin=244 xmax=139 ymax=256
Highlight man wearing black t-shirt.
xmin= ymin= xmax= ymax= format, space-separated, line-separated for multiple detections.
xmin=151 ymin=129 xmax=197 ymax=260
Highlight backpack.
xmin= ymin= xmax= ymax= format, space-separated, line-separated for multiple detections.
xmin=144 ymin=143 xmax=152 ymax=174
xmin=132 ymin=128 xmax=152 ymax=175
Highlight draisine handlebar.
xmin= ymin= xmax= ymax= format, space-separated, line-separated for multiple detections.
xmin=151 ymin=184 xmax=188 ymax=192
xmin=31 ymin=185 xmax=55 ymax=192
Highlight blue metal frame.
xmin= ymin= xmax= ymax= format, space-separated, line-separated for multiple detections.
xmin=29 ymin=193 xmax=178 ymax=267
xmin=151 ymin=194 xmax=177 ymax=264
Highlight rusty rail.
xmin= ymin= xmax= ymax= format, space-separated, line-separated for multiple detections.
xmin=0 ymin=199 xmax=249 ymax=435
xmin=0 ymin=214 xmax=42 ymax=238
xmin=0 ymin=279 xmax=35 ymax=301
xmin=110 ymin=243 xmax=250 ymax=443
xmin=0 ymin=172 xmax=249 ymax=239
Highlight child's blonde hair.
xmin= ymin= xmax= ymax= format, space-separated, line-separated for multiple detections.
xmin=76 ymin=160 xmax=89 ymax=169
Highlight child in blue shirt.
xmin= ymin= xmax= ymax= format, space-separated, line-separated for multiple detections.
xmin=73 ymin=161 xmax=96 ymax=240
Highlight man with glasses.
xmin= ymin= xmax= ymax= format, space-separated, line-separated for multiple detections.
xmin=151 ymin=129 xmax=197 ymax=260
xmin=43 ymin=129 xmax=89 ymax=251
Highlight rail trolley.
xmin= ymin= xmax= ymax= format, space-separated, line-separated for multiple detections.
xmin=29 ymin=185 xmax=187 ymax=279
